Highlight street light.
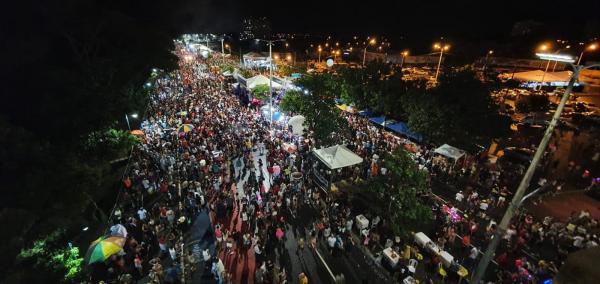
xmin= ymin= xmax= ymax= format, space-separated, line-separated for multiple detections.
xmin=483 ymin=50 xmax=494 ymax=72
xmin=363 ymin=38 xmax=376 ymax=66
xmin=125 ymin=113 xmax=138 ymax=131
xmin=433 ymin=43 xmax=450 ymax=83
xmin=318 ymin=46 xmax=323 ymax=63
xmin=255 ymin=38 xmax=285 ymax=128
xmin=471 ymin=54 xmax=600 ymax=284
xmin=400 ymin=50 xmax=409 ymax=69
xmin=577 ymin=43 xmax=598 ymax=65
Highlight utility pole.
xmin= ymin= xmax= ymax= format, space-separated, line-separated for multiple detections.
xmin=221 ymin=38 xmax=225 ymax=64
xmin=471 ymin=59 xmax=599 ymax=283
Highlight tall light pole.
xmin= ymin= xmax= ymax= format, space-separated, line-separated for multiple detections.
xmin=471 ymin=53 xmax=600 ymax=284
xmin=318 ymin=46 xmax=322 ymax=63
xmin=537 ymin=43 xmax=551 ymax=90
xmin=255 ymin=39 xmax=284 ymax=128
xmin=363 ymin=38 xmax=376 ymax=66
xmin=483 ymin=50 xmax=494 ymax=72
xmin=577 ymin=43 xmax=598 ymax=65
xmin=125 ymin=113 xmax=138 ymax=131
xmin=433 ymin=43 xmax=450 ymax=83
xmin=400 ymin=50 xmax=409 ymax=69
xmin=220 ymin=38 xmax=225 ymax=64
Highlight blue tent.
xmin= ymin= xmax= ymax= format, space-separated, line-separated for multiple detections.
xmin=385 ymin=122 xmax=423 ymax=142
xmin=358 ymin=110 xmax=375 ymax=117
xmin=369 ymin=116 xmax=385 ymax=125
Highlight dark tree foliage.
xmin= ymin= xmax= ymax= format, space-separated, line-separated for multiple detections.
xmin=280 ymin=74 xmax=349 ymax=146
xmin=0 ymin=0 xmax=188 ymax=281
xmin=515 ymin=95 xmax=550 ymax=113
xmin=403 ymin=69 xmax=511 ymax=151
xmin=337 ymin=61 xmax=426 ymax=121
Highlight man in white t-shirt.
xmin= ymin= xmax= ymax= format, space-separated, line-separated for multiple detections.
xmin=455 ymin=191 xmax=464 ymax=202
xmin=137 ymin=208 xmax=147 ymax=221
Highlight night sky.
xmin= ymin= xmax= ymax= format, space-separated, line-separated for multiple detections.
xmin=238 ymin=0 xmax=600 ymax=40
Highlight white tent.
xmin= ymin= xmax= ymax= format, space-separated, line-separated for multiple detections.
xmin=434 ymin=144 xmax=466 ymax=160
xmin=313 ymin=145 xmax=363 ymax=169
xmin=247 ymin=74 xmax=283 ymax=89
xmin=288 ymin=115 xmax=306 ymax=135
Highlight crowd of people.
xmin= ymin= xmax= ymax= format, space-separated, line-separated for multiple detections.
xmin=88 ymin=44 xmax=599 ymax=284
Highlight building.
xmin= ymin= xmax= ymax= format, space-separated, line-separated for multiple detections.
xmin=240 ymin=17 xmax=271 ymax=40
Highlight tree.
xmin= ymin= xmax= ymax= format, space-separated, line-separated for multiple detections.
xmin=238 ymin=67 xmax=254 ymax=78
xmin=252 ymin=84 xmax=271 ymax=101
xmin=278 ymin=64 xmax=306 ymax=77
xmin=403 ymin=68 xmax=511 ymax=151
xmin=354 ymin=148 xmax=433 ymax=237
xmin=515 ymin=95 xmax=550 ymax=113
xmin=337 ymin=61 xmax=421 ymax=120
xmin=0 ymin=0 xmax=182 ymax=281
xmin=15 ymin=230 xmax=84 ymax=283
xmin=281 ymin=75 xmax=349 ymax=146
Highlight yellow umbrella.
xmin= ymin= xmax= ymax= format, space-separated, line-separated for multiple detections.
xmin=177 ymin=124 xmax=194 ymax=134
xmin=84 ymin=236 xmax=125 ymax=265
xmin=336 ymin=104 xmax=348 ymax=111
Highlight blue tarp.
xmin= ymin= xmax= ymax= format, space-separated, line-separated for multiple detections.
xmin=358 ymin=110 xmax=375 ymax=117
xmin=369 ymin=116 xmax=385 ymax=125
xmin=385 ymin=122 xmax=423 ymax=142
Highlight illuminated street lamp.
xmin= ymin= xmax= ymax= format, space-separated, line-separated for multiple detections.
xmin=363 ymin=38 xmax=376 ymax=66
xmin=255 ymin=38 xmax=285 ymax=128
xmin=472 ymin=53 xmax=599 ymax=284
xmin=400 ymin=50 xmax=409 ymax=69
xmin=433 ymin=43 xmax=450 ymax=83
xmin=537 ymin=43 xmax=553 ymax=89
xmin=483 ymin=50 xmax=494 ymax=72
xmin=577 ymin=43 xmax=598 ymax=65
xmin=125 ymin=113 xmax=138 ymax=131
xmin=318 ymin=46 xmax=323 ymax=63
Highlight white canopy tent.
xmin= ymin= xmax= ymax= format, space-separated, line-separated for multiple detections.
xmin=313 ymin=145 xmax=363 ymax=170
xmin=247 ymin=74 xmax=283 ymax=89
xmin=287 ymin=115 xmax=306 ymax=135
xmin=434 ymin=144 xmax=466 ymax=161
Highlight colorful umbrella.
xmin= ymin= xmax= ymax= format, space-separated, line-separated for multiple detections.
xmin=177 ymin=124 xmax=194 ymax=134
xmin=130 ymin=130 xmax=144 ymax=136
xmin=84 ymin=236 xmax=125 ymax=265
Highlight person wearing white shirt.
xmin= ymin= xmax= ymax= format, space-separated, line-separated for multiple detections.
xmin=137 ymin=208 xmax=147 ymax=221
xmin=455 ymin=191 xmax=464 ymax=202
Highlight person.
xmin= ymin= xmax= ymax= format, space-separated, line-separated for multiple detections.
xmin=296 ymin=238 xmax=305 ymax=258
xmin=138 ymin=207 xmax=148 ymax=221
xmin=466 ymin=246 xmax=479 ymax=269
xmin=455 ymin=191 xmax=464 ymax=203
xmin=327 ymin=234 xmax=337 ymax=254
xmin=298 ymin=272 xmax=308 ymax=284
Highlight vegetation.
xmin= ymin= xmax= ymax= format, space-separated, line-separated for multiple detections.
xmin=515 ymin=94 xmax=550 ymax=113
xmin=252 ymin=84 xmax=271 ymax=101
xmin=278 ymin=64 xmax=307 ymax=77
xmin=0 ymin=0 xmax=183 ymax=281
xmin=351 ymin=149 xmax=433 ymax=237
xmin=280 ymin=74 xmax=349 ymax=146
xmin=402 ymin=69 xmax=511 ymax=151
xmin=15 ymin=230 xmax=84 ymax=283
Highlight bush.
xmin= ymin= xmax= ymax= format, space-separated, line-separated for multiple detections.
xmin=515 ymin=95 xmax=550 ymax=113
